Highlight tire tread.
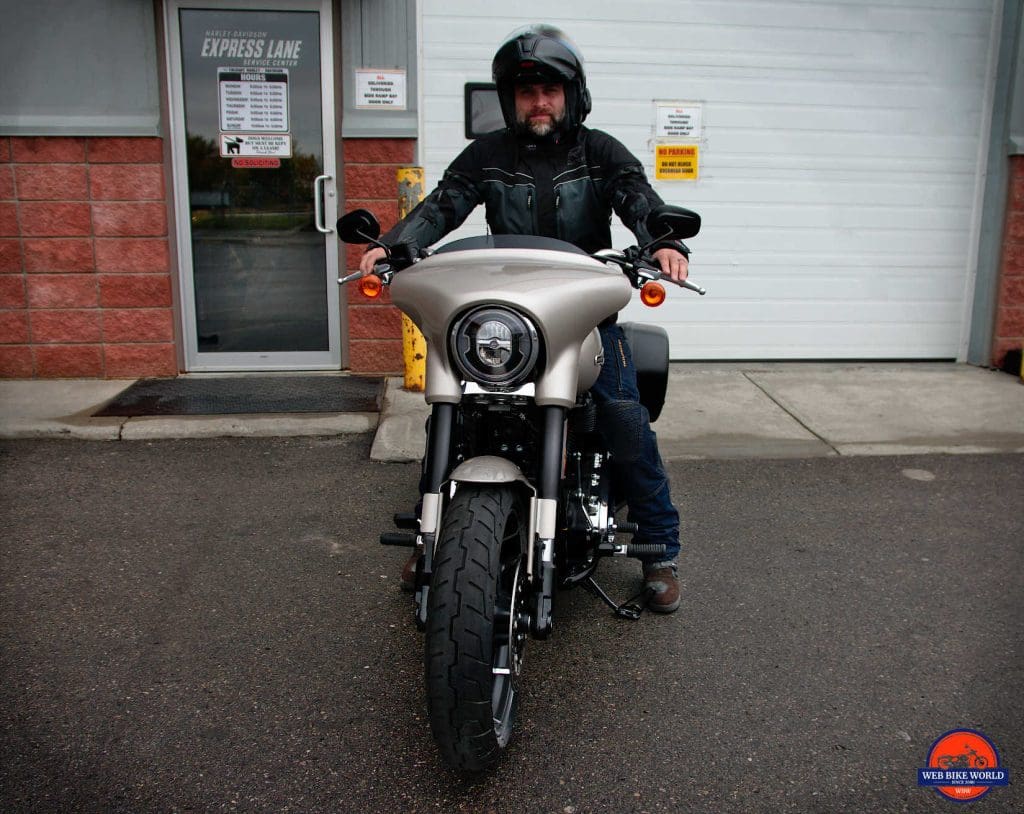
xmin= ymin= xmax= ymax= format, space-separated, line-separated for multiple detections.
xmin=424 ymin=486 xmax=519 ymax=772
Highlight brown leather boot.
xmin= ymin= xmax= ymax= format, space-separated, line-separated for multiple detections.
xmin=642 ymin=563 xmax=680 ymax=613
xmin=400 ymin=550 xmax=419 ymax=592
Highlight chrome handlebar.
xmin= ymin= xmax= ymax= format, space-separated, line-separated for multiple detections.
xmin=593 ymin=249 xmax=706 ymax=296
xmin=339 ymin=249 xmax=706 ymax=296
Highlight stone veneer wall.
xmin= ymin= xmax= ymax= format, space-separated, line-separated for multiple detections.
xmin=993 ymin=155 xmax=1024 ymax=368
xmin=0 ymin=137 xmax=176 ymax=378
xmin=340 ymin=138 xmax=415 ymax=375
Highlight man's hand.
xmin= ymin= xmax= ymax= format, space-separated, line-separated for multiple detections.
xmin=652 ymin=247 xmax=688 ymax=282
xmin=359 ymin=246 xmax=388 ymax=275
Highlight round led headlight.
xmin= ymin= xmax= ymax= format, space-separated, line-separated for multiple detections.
xmin=450 ymin=307 xmax=540 ymax=387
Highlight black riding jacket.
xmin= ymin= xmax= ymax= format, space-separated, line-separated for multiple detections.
xmin=380 ymin=126 xmax=686 ymax=258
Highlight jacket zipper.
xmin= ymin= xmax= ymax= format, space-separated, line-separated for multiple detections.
xmin=555 ymin=190 xmax=561 ymax=239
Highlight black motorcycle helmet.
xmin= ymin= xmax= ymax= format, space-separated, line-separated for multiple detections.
xmin=491 ymin=24 xmax=592 ymax=133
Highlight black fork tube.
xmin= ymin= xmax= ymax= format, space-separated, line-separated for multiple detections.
xmin=424 ymin=402 xmax=454 ymax=492
xmin=538 ymin=406 xmax=566 ymax=499
xmin=415 ymin=402 xmax=455 ymax=631
xmin=533 ymin=405 xmax=565 ymax=638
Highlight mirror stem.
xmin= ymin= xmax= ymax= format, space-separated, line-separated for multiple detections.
xmin=358 ymin=231 xmax=391 ymax=257
xmin=639 ymin=228 xmax=675 ymax=255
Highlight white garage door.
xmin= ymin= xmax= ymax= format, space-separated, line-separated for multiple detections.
xmin=419 ymin=0 xmax=1000 ymax=359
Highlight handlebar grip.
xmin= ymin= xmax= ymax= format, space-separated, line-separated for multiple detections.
xmin=338 ymin=269 xmax=364 ymax=284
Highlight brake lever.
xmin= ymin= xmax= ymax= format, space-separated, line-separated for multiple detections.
xmin=635 ymin=258 xmax=707 ymax=296
xmin=674 ymin=277 xmax=706 ymax=296
xmin=594 ymin=248 xmax=707 ymax=295
xmin=337 ymin=261 xmax=394 ymax=286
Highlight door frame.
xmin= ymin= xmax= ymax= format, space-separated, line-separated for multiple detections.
xmin=164 ymin=0 xmax=341 ymax=371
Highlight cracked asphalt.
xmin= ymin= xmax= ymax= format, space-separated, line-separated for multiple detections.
xmin=1 ymin=436 xmax=1021 ymax=812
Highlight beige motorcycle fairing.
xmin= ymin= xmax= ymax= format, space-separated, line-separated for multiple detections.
xmin=390 ymin=248 xmax=632 ymax=409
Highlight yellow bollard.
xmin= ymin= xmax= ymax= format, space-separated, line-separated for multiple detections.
xmin=397 ymin=166 xmax=426 ymax=391
xmin=402 ymin=315 xmax=426 ymax=392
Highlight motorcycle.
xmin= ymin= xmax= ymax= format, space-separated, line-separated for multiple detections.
xmin=337 ymin=205 xmax=702 ymax=772
xmin=937 ymin=747 xmax=988 ymax=770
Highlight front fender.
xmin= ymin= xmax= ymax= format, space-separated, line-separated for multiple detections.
xmin=449 ymin=455 xmax=533 ymax=488
xmin=448 ymin=456 xmax=553 ymax=583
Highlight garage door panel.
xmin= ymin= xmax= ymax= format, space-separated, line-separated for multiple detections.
xmin=676 ymin=103 xmax=974 ymax=139
xmin=675 ymin=273 xmax=966 ymax=302
xmin=656 ymin=298 xmax=961 ymax=324
xmin=694 ymin=178 xmax=976 ymax=208
xmin=661 ymin=322 xmax=961 ymax=360
xmin=682 ymin=203 xmax=970 ymax=232
xmin=592 ymin=77 xmax=979 ymax=119
xmin=609 ymin=223 xmax=968 ymax=257
xmin=681 ymin=153 xmax=978 ymax=176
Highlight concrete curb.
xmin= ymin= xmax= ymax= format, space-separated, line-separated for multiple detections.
xmin=367 ymin=364 xmax=1024 ymax=462
xmin=370 ymin=377 xmax=428 ymax=462
xmin=119 ymin=413 xmax=378 ymax=440
xmin=0 ymin=381 xmax=131 ymax=441
xmin=0 ymin=379 xmax=378 ymax=441
xmin=2 ymin=364 xmax=1021 ymax=458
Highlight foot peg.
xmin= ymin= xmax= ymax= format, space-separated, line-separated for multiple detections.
xmin=595 ymin=542 xmax=666 ymax=558
xmin=380 ymin=532 xmax=416 ymax=547
xmin=616 ymin=521 xmax=639 ymax=535
xmin=626 ymin=543 xmax=666 ymax=557
xmin=393 ymin=512 xmax=418 ymax=530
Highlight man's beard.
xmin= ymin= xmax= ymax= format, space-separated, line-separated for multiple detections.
xmin=515 ymin=109 xmax=566 ymax=138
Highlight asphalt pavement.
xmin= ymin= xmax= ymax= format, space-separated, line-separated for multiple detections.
xmin=1 ymin=436 xmax=1021 ymax=813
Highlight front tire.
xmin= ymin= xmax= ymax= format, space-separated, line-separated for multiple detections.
xmin=425 ymin=485 xmax=527 ymax=772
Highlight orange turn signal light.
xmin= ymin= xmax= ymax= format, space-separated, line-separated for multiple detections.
xmin=640 ymin=281 xmax=667 ymax=307
xmin=359 ymin=274 xmax=383 ymax=299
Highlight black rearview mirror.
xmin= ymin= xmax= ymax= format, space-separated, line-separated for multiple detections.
xmin=646 ymin=205 xmax=701 ymax=242
xmin=337 ymin=209 xmax=382 ymax=244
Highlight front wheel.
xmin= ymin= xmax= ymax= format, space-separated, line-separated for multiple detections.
xmin=425 ymin=485 xmax=528 ymax=772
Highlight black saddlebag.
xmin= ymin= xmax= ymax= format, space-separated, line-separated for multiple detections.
xmin=618 ymin=322 xmax=669 ymax=423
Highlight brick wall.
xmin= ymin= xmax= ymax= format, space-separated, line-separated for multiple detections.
xmin=0 ymin=136 xmax=177 ymax=379
xmin=995 ymin=156 xmax=1024 ymax=368
xmin=341 ymin=138 xmax=415 ymax=374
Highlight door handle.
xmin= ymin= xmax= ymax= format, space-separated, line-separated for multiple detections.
xmin=314 ymin=174 xmax=332 ymax=234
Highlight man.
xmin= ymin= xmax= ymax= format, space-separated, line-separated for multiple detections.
xmin=359 ymin=24 xmax=689 ymax=613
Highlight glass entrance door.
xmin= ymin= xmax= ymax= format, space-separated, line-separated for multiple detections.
xmin=166 ymin=0 xmax=339 ymax=370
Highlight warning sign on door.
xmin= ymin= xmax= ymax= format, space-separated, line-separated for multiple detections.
xmin=231 ymin=157 xmax=282 ymax=169
xmin=218 ymin=67 xmax=290 ymax=132
xmin=220 ymin=134 xmax=292 ymax=158
xmin=655 ymin=145 xmax=699 ymax=180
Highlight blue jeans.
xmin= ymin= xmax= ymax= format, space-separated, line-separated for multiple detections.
xmin=590 ymin=323 xmax=680 ymax=562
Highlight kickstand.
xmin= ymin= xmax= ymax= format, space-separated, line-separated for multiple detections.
xmin=583 ymin=576 xmax=656 ymax=620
